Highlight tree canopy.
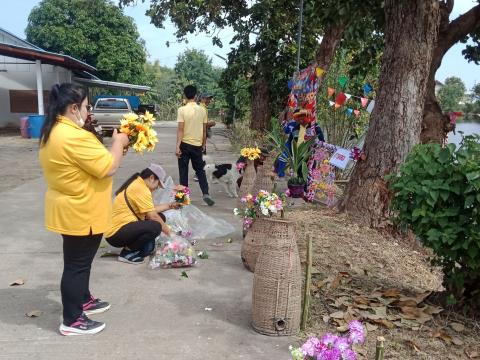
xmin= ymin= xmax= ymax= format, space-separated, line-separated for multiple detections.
xmin=437 ymin=76 xmax=466 ymax=112
xmin=26 ymin=0 xmax=147 ymax=84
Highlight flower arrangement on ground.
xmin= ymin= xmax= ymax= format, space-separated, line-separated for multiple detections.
xmin=175 ymin=187 xmax=191 ymax=205
xmin=234 ymin=190 xmax=285 ymax=229
xmin=289 ymin=320 xmax=365 ymax=360
xmin=240 ymin=146 xmax=262 ymax=161
xmin=149 ymin=234 xmax=196 ymax=269
xmin=119 ymin=111 xmax=158 ymax=154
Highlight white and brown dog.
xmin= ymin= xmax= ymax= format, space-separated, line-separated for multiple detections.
xmin=203 ymin=156 xmax=240 ymax=198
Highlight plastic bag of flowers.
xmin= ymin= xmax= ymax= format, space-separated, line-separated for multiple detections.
xmin=149 ymin=234 xmax=196 ymax=269
xmin=289 ymin=320 xmax=365 ymax=360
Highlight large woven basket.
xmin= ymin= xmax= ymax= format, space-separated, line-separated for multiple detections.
xmin=251 ymin=218 xmax=301 ymax=336
xmin=241 ymin=217 xmax=269 ymax=272
xmin=238 ymin=159 xmax=256 ymax=207
xmin=250 ymin=154 xmax=275 ymax=195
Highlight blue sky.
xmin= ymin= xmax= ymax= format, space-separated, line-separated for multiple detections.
xmin=1 ymin=0 xmax=478 ymax=89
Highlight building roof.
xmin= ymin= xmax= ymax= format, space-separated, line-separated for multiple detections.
xmin=0 ymin=27 xmax=42 ymax=50
xmin=73 ymin=77 xmax=150 ymax=92
xmin=0 ymin=42 xmax=96 ymax=72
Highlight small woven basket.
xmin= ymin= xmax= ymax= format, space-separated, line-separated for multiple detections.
xmin=251 ymin=218 xmax=301 ymax=336
xmin=237 ymin=159 xmax=256 ymax=208
xmin=250 ymin=154 xmax=275 ymax=195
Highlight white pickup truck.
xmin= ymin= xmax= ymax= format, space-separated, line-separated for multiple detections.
xmin=91 ymin=97 xmax=133 ymax=136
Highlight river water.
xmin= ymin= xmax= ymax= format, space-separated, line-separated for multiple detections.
xmin=448 ymin=121 xmax=480 ymax=146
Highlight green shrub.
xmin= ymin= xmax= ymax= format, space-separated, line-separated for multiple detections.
xmin=388 ymin=135 xmax=480 ymax=305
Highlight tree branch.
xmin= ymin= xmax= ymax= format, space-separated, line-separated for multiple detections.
xmin=441 ymin=3 xmax=480 ymax=52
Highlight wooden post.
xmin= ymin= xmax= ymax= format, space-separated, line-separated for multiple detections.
xmin=301 ymin=234 xmax=312 ymax=330
xmin=375 ymin=336 xmax=385 ymax=360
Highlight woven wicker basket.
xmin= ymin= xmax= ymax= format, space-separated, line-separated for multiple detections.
xmin=251 ymin=218 xmax=301 ymax=336
xmin=250 ymin=154 xmax=275 ymax=195
xmin=241 ymin=217 xmax=268 ymax=272
xmin=238 ymin=159 xmax=256 ymax=207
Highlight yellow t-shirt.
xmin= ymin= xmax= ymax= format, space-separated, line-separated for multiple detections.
xmin=39 ymin=115 xmax=113 ymax=236
xmin=105 ymin=176 xmax=155 ymax=238
xmin=177 ymin=101 xmax=207 ymax=146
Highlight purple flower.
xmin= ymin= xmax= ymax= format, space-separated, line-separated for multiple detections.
xmin=320 ymin=333 xmax=338 ymax=348
xmin=348 ymin=321 xmax=365 ymax=345
xmin=301 ymin=337 xmax=319 ymax=357
xmin=318 ymin=347 xmax=341 ymax=360
xmin=334 ymin=337 xmax=350 ymax=352
xmin=341 ymin=349 xmax=357 ymax=360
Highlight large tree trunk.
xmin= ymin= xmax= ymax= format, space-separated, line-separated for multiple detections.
xmin=315 ymin=23 xmax=347 ymax=89
xmin=250 ymin=70 xmax=271 ymax=131
xmin=339 ymin=0 xmax=440 ymax=227
xmin=421 ymin=1 xmax=480 ymax=144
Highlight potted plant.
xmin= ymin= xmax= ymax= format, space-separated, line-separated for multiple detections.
xmin=286 ymin=137 xmax=315 ymax=198
xmin=266 ymin=118 xmax=315 ymax=198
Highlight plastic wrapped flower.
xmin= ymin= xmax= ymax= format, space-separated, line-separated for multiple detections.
xmin=175 ymin=187 xmax=191 ymax=205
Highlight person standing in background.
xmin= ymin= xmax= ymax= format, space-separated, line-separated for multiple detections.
xmin=39 ymin=83 xmax=129 ymax=336
xmin=176 ymin=85 xmax=215 ymax=206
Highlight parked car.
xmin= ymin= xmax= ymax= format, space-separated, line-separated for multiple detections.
xmin=91 ymin=97 xmax=134 ymax=137
xmin=91 ymin=96 xmax=158 ymax=137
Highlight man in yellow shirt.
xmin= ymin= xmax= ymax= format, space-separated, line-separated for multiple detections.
xmin=176 ymin=85 xmax=215 ymax=206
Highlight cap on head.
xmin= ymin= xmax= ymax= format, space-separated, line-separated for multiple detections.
xmin=148 ymin=163 xmax=166 ymax=188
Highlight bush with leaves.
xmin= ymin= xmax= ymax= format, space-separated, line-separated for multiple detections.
xmin=388 ymin=135 xmax=480 ymax=306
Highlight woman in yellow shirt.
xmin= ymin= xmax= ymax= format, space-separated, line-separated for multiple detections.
xmin=39 ymin=83 xmax=129 ymax=336
xmin=105 ymin=164 xmax=182 ymax=264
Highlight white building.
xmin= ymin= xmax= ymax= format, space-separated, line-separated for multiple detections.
xmin=0 ymin=28 xmax=149 ymax=128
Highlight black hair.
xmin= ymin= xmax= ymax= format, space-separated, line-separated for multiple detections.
xmin=115 ymin=168 xmax=159 ymax=195
xmin=183 ymin=85 xmax=197 ymax=100
xmin=40 ymin=83 xmax=87 ymax=145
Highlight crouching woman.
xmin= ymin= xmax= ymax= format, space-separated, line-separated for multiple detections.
xmin=105 ymin=164 xmax=181 ymax=264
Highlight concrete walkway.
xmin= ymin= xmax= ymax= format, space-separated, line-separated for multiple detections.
xmin=0 ymin=124 xmax=293 ymax=359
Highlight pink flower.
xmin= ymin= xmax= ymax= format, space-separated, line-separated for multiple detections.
xmin=236 ymin=162 xmax=246 ymax=171
xmin=321 ymin=333 xmax=338 ymax=347
xmin=348 ymin=321 xmax=365 ymax=345
xmin=285 ymin=189 xmax=291 ymax=197
xmin=334 ymin=338 xmax=350 ymax=352
xmin=301 ymin=337 xmax=319 ymax=357
xmin=318 ymin=347 xmax=341 ymax=360
xmin=340 ymin=349 xmax=357 ymax=360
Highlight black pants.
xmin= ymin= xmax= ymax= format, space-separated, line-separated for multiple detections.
xmin=178 ymin=142 xmax=209 ymax=195
xmin=61 ymin=233 xmax=102 ymax=325
xmin=106 ymin=219 xmax=162 ymax=253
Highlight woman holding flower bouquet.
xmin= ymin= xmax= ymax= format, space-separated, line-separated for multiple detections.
xmin=105 ymin=164 xmax=184 ymax=265
xmin=39 ymin=83 xmax=129 ymax=336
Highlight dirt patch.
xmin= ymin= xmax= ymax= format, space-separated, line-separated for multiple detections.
xmin=0 ymin=135 xmax=43 ymax=193
xmin=289 ymin=206 xmax=480 ymax=360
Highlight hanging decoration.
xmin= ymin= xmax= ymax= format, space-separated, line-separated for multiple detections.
xmin=338 ymin=75 xmax=349 ymax=88
xmin=363 ymin=83 xmax=373 ymax=96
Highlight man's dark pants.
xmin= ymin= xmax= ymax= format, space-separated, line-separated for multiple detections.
xmin=178 ymin=142 xmax=209 ymax=195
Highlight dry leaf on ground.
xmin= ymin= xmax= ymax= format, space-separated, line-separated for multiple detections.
xmin=26 ymin=310 xmax=42 ymax=317
xmin=9 ymin=278 xmax=25 ymax=286
xmin=449 ymin=322 xmax=465 ymax=333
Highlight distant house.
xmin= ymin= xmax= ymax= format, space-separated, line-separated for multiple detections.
xmin=0 ymin=27 xmax=149 ymax=128
xmin=434 ymin=80 xmax=443 ymax=95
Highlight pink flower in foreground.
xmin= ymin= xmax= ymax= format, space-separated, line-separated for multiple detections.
xmin=318 ymin=347 xmax=341 ymax=360
xmin=341 ymin=349 xmax=357 ymax=360
xmin=348 ymin=320 xmax=365 ymax=345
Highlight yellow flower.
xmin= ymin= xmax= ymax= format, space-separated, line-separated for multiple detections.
xmin=123 ymin=113 xmax=138 ymax=122
xmin=133 ymin=141 xmax=146 ymax=154
xmin=142 ymin=111 xmax=155 ymax=124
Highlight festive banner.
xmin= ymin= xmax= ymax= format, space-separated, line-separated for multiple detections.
xmin=346 ymin=108 xmax=354 ymax=116
xmin=316 ymin=67 xmax=325 ymax=77
xmin=338 ymin=75 xmax=349 ymax=88
xmin=335 ymin=92 xmax=347 ymax=106
xmin=353 ymin=109 xmax=360 ymax=118
xmin=363 ymin=83 xmax=373 ymax=95
xmin=345 ymin=93 xmax=352 ymax=100
xmin=360 ymin=97 xmax=369 ymax=108
xmin=366 ymin=100 xmax=375 ymax=114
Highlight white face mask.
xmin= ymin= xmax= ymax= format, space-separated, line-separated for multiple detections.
xmin=74 ymin=109 xmax=85 ymax=128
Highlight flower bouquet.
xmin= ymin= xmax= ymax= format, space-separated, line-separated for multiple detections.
xmin=149 ymin=234 xmax=196 ymax=269
xmin=175 ymin=187 xmax=191 ymax=206
xmin=289 ymin=320 xmax=365 ymax=360
xmin=234 ymin=190 xmax=285 ymax=230
xmin=240 ymin=146 xmax=262 ymax=161
xmin=119 ymin=111 xmax=158 ymax=154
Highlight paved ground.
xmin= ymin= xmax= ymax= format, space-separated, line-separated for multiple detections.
xmin=0 ymin=124 xmax=294 ymax=359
